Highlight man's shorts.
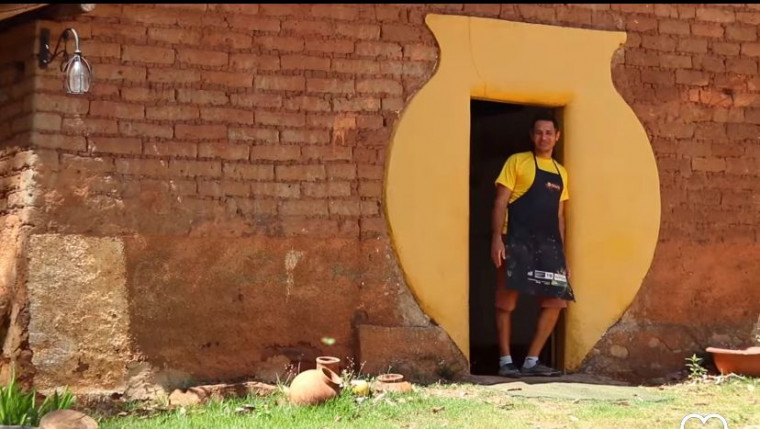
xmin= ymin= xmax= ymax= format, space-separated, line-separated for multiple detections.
xmin=495 ymin=233 xmax=568 ymax=310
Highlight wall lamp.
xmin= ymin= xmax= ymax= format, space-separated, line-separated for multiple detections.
xmin=38 ymin=27 xmax=92 ymax=95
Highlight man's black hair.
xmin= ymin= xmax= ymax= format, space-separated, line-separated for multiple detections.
xmin=531 ymin=110 xmax=559 ymax=131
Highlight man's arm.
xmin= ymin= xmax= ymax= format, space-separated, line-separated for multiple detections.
xmin=491 ymin=184 xmax=512 ymax=267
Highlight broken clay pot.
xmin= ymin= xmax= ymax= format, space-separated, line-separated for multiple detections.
xmin=372 ymin=373 xmax=413 ymax=394
xmin=288 ymin=367 xmax=342 ymax=406
xmin=706 ymin=346 xmax=760 ymax=377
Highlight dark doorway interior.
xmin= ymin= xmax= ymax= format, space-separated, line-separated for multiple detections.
xmin=468 ymin=99 xmax=563 ymax=375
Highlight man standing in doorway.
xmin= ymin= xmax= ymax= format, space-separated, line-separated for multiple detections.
xmin=491 ymin=111 xmax=575 ymax=377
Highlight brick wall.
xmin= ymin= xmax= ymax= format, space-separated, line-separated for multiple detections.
xmin=0 ymin=20 xmax=39 ymax=385
xmin=2 ymin=4 xmax=760 ymax=386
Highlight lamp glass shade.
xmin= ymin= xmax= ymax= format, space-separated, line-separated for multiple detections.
xmin=65 ymin=54 xmax=91 ymax=94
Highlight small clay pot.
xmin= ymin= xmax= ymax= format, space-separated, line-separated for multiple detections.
xmin=288 ymin=367 xmax=343 ymax=406
xmin=372 ymin=373 xmax=413 ymax=394
xmin=316 ymin=356 xmax=341 ymax=374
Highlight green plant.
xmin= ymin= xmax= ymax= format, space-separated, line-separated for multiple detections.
xmin=685 ymin=354 xmax=707 ymax=381
xmin=0 ymin=369 xmax=75 ymax=426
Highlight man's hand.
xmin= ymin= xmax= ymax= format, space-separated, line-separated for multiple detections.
xmin=491 ymin=237 xmax=506 ymax=268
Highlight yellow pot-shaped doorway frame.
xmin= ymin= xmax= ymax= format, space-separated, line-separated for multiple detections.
xmin=385 ymin=14 xmax=660 ymax=370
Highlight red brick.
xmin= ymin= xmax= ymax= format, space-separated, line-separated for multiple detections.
xmin=356 ymin=41 xmax=402 ymax=59
xmin=403 ymin=44 xmax=438 ymax=61
xmin=310 ymin=4 xmax=358 ymax=20
xmin=333 ymin=97 xmax=381 ymax=112
xmin=143 ymin=141 xmax=197 ymax=158
xmin=692 ymin=157 xmax=726 ymax=172
xmin=229 ymin=54 xmax=281 ymax=71
xmin=88 ymin=137 xmax=141 ymax=155
xmin=91 ymin=101 xmax=145 ymax=120
xmin=749 ymin=77 xmax=760 ymax=91
xmin=691 ymin=22 xmax=724 ymax=38
xmin=146 ymin=105 xmax=199 ymax=121
xmin=207 ymin=4 xmax=259 ymax=14
xmin=358 ymin=181 xmax=382 ymax=198
xmin=641 ymin=35 xmax=677 ymax=52
xmin=281 ymin=129 xmax=330 ymax=144
xmin=740 ymin=43 xmax=760 ymax=57
xmin=116 ymin=159 xmax=169 ymax=177
xmin=170 ymin=160 xmax=221 ymax=178
xmin=177 ymin=89 xmax=228 ymax=106
xmin=336 ymin=23 xmax=380 ymax=40
xmin=712 ymin=108 xmax=744 ymax=123
xmin=34 ymin=94 xmax=89 ymax=115
xmin=259 ymin=4 xmax=310 ymax=17
xmin=175 ymin=124 xmax=227 ymax=140
xmin=676 ymin=70 xmax=710 ymax=86
xmin=95 ymin=64 xmax=147 ymax=82
xmin=122 ymin=45 xmax=175 ymax=64
xmin=60 ymin=154 xmax=113 ymax=174
xmin=256 ymin=111 xmax=305 ymax=127
xmin=283 ymin=96 xmax=331 ymax=112
xmin=228 ymin=15 xmax=281 ymax=32
xmin=694 ymin=123 xmax=727 ymax=140
xmin=119 ymin=121 xmax=173 ymax=139
xmin=30 ymin=133 xmax=86 ymax=151
xmin=625 ymin=50 xmax=659 ymax=67
xmin=281 ymin=55 xmax=331 ymax=72
xmin=518 ymin=4 xmax=556 ymax=21
xmin=62 ymin=118 xmax=118 ymax=135
xmin=276 ymin=165 xmax=325 ymax=181
xmin=382 ymin=97 xmax=404 ymax=112
xmin=726 ymin=158 xmax=759 ymax=175
xmin=235 ymin=199 xmax=278 ymax=217
xmin=201 ymin=71 xmax=252 ymax=88
xmin=726 ymin=24 xmax=757 ymax=42
xmin=658 ymin=20 xmax=690 ymax=35
xmin=659 ymin=53 xmax=692 ymax=69
xmin=86 ymin=41 xmax=121 ymax=59
xmin=678 ymin=38 xmax=708 ymax=54
xmin=332 ymin=59 xmax=380 ymax=75
xmin=124 ymin=5 xmax=182 ymax=25
xmin=122 ymin=87 xmax=176 ymax=103
xmin=254 ymin=36 xmax=304 ymax=52
xmin=696 ymin=7 xmax=735 ymax=23
xmin=626 ymin=15 xmax=658 ymax=32
xmin=329 ymin=200 xmax=361 ymax=216
xmin=712 ymin=42 xmax=741 ymax=56
xmin=147 ymin=27 xmax=202 ymax=45
xmin=198 ymin=142 xmax=249 ymax=160
xmin=200 ymin=31 xmax=252 ymax=50
xmin=326 ymin=163 xmax=356 ymax=180
xmin=381 ymin=24 xmax=423 ymax=43
xmin=402 ymin=62 xmax=428 ymax=77
xmin=745 ymin=108 xmax=760 ymax=124
xmin=733 ymin=94 xmax=760 ymax=108
xmin=255 ymin=75 xmax=305 ymax=92
xmin=302 ymin=182 xmax=351 ymax=198
xmin=726 ymin=58 xmax=757 ymax=75
xmin=219 ymin=181 xmax=250 ymax=197
xmin=177 ymin=49 xmax=229 ymax=67
xmin=228 ymin=127 xmax=279 ymax=143
xmin=280 ymin=200 xmax=329 ymax=216
xmin=656 ymin=122 xmax=695 ymax=139
xmin=358 ymin=164 xmax=383 ymax=180
xmin=302 ymin=145 xmax=352 ymax=161
xmin=694 ymin=55 xmax=726 ymax=73
xmin=354 ymin=148 xmax=376 ymax=163
xmin=737 ymin=12 xmax=760 ymax=25
xmin=32 ymin=113 xmax=61 ymax=131
xmin=250 ymin=145 xmax=300 ymax=161
xmin=727 ymin=123 xmax=760 ymax=140
xmin=223 ymin=163 xmax=274 ymax=181
xmin=375 ymin=5 xmax=404 ymax=22
xmin=230 ymin=93 xmax=282 ymax=109
xmin=281 ymin=20 xmax=334 ymax=36
xmin=304 ymin=39 xmax=354 ymax=54
xmin=307 ymin=78 xmax=355 ymax=94
xmin=251 ymin=182 xmax=301 ymax=199
xmin=200 ymin=107 xmax=254 ymax=124
xmin=148 ymin=68 xmax=201 ymax=84
xmin=92 ymin=23 xmax=145 ymax=41
xmin=357 ymin=79 xmax=403 ymax=95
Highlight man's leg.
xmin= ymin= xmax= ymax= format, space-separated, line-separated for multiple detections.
xmin=521 ymin=297 xmax=566 ymax=376
xmin=495 ymin=266 xmax=520 ymax=377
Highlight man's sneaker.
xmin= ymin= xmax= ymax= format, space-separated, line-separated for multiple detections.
xmin=497 ymin=363 xmax=521 ymax=378
xmin=520 ymin=361 xmax=561 ymax=377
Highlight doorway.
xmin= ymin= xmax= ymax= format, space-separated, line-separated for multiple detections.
xmin=468 ymin=99 xmax=564 ymax=375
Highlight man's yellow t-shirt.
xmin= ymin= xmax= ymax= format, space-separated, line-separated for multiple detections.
xmin=494 ymin=151 xmax=569 ymax=234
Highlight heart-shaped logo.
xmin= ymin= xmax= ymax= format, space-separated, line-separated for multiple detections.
xmin=679 ymin=413 xmax=728 ymax=429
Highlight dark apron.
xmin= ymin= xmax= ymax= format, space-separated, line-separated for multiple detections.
xmin=503 ymin=153 xmax=575 ymax=301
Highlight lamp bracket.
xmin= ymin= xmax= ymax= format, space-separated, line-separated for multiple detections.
xmin=38 ymin=27 xmax=81 ymax=70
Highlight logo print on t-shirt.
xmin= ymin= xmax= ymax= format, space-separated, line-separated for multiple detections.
xmin=545 ymin=182 xmax=561 ymax=191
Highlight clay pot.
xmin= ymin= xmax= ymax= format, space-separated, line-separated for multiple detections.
xmin=316 ymin=356 xmax=341 ymax=374
xmin=288 ymin=367 xmax=343 ymax=406
xmin=372 ymin=373 xmax=413 ymax=394
xmin=706 ymin=346 xmax=760 ymax=377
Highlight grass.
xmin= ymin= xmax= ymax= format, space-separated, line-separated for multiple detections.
xmin=96 ymin=376 xmax=759 ymax=429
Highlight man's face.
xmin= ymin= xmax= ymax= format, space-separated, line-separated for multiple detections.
xmin=531 ymin=120 xmax=560 ymax=154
